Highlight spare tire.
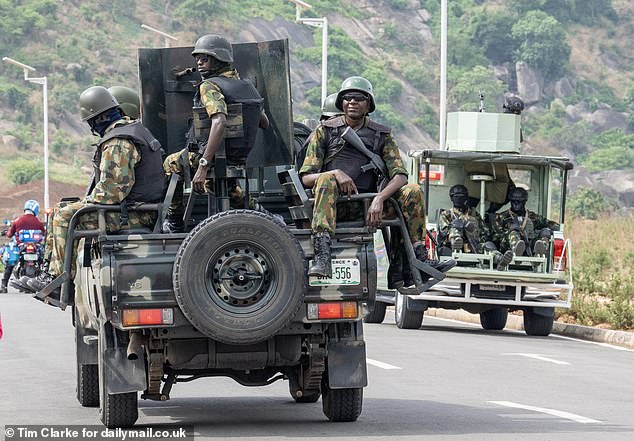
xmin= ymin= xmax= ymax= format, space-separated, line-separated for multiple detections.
xmin=173 ymin=210 xmax=307 ymax=345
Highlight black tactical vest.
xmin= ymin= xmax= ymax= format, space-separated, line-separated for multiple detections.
xmin=321 ymin=116 xmax=391 ymax=193
xmin=96 ymin=121 xmax=166 ymax=203
xmin=193 ymin=76 xmax=264 ymax=164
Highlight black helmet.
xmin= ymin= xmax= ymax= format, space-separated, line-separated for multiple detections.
xmin=79 ymin=86 xmax=119 ymax=121
xmin=335 ymin=76 xmax=376 ymax=113
xmin=508 ymin=187 xmax=528 ymax=202
xmin=449 ymin=184 xmax=469 ymax=197
xmin=192 ymin=34 xmax=233 ymax=63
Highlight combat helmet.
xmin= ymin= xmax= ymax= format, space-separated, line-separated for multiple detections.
xmin=80 ymin=86 xmax=119 ymax=121
xmin=192 ymin=34 xmax=234 ymax=63
xmin=321 ymin=93 xmax=341 ymax=119
xmin=335 ymin=76 xmax=375 ymax=113
xmin=108 ymin=86 xmax=140 ymax=120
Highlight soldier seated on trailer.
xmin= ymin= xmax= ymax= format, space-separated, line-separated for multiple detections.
xmin=493 ymin=187 xmax=559 ymax=258
xmin=162 ymin=34 xmax=269 ymax=233
xmin=437 ymin=185 xmax=513 ymax=271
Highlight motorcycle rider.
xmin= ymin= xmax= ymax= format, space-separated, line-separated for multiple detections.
xmin=2 ymin=200 xmax=45 ymax=292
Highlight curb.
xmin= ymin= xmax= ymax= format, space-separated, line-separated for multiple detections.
xmin=426 ymin=308 xmax=634 ymax=350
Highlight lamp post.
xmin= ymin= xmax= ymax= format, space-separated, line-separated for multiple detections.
xmin=141 ymin=24 xmax=178 ymax=48
xmin=290 ymin=0 xmax=328 ymax=106
xmin=440 ymin=0 xmax=448 ymax=150
xmin=2 ymin=57 xmax=49 ymax=211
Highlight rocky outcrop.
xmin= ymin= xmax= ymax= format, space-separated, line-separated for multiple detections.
xmin=516 ymin=62 xmax=543 ymax=105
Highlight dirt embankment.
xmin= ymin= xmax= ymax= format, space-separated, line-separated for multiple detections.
xmin=0 ymin=180 xmax=86 ymax=222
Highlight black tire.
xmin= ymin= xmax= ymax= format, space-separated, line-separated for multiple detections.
xmin=99 ymin=327 xmax=138 ymax=428
xmin=480 ymin=307 xmax=509 ymax=330
xmin=321 ymin=373 xmax=363 ymax=422
xmin=75 ymin=308 xmax=99 ymax=407
xmin=24 ymin=264 xmax=36 ymax=278
xmin=364 ymin=301 xmax=387 ymax=324
xmin=395 ymin=291 xmax=423 ymax=329
xmin=173 ymin=210 xmax=307 ymax=345
xmin=523 ymin=307 xmax=554 ymax=336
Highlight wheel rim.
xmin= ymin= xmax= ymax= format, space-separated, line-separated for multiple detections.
xmin=205 ymin=242 xmax=277 ymax=313
xmin=396 ymin=292 xmax=403 ymax=319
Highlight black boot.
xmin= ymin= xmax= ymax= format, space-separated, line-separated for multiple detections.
xmin=387 ymin=249 xmax=404 ymax=289
xmin=0 ymin=282 xmax=7 ymax=294
xmin=308 ymin=232 xmax=332 ymax=278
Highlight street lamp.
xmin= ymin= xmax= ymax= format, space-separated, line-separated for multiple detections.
xmin=141 ymin=24 xmax=178 ymax=48
xmin=290 ymin=0 xmax=328 ymax=106
xmin=2 ymin=56 xmax=49 ymax=211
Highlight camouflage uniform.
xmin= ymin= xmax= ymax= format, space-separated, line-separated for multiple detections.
xmin=493 ymin=209 xmax=559 ymax=253
xmin=48 ymin=119 xmax=156 ymax=277
xmin=163 ymin=68 xmax=249 ymax=216
xmin=437 ymin=207 xmax=489 ymax=253
xmin=299 ymin=118 xmax=425 ymax=243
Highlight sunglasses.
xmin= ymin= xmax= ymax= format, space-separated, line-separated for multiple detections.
xmin=342 ymin=93 xmax=369 ymax=102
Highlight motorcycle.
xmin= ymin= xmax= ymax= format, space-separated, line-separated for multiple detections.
xmin=14 ymin=229 xmax=44 ymax=279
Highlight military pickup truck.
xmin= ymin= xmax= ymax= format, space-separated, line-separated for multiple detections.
xmin=367 ymin=110 xmax=574 ymax=336
xmin=38 ymin=40 xmax=383 ymax=428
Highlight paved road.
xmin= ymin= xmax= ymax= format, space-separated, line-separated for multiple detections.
xmin=1 ymin=289 xmax=633 ymax=441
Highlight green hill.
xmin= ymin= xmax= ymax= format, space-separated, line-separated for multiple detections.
xmin=1 ymin=0 xmax=634 ymax=212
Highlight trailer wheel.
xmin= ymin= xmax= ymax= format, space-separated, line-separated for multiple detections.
xmin=395 ymin=291 xmax=423 ymax=329
xmin=174 ymin=210 xmax=306 ymax=345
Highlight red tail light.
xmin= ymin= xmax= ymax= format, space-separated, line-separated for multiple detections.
xmin=425 ymin=230 xmax=436 ymax=259
xmin=553 ymin=238 xmax=566 ymax=271
xmin=25 ymin=244 xmax=36 ymax=253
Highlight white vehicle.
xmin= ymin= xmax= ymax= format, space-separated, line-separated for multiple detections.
xmin=367 ymin=110 xmax=573 ymax=336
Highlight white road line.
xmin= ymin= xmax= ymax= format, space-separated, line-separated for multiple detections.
xmin=488 ymin=401 xmax=601 ymax=424
xmin=505 ymin=353 xmax=570 ymax=365
xmin=366 ymin=358 xmax=402 ymax=370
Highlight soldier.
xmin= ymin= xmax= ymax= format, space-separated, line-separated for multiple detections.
xmin=108 ymin=86 xmax=140 ymax=120
xmin=27 ymin=86 xmax=165 ymax=296
xmin=438 ymin=185 xmax=513 ymax=271
xmin=319 ymin=92 xmax=342 ymax=121
xmin=300 ymin=76 xmax=453 ymax=285
xmin=162 ymin=34 xmax=269 ymax=232
xmin=493 ymin=187 xmax=559 ymax=257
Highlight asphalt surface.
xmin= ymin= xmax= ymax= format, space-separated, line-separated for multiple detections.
xmin=1 ymin=288 xmax=634 ymax=441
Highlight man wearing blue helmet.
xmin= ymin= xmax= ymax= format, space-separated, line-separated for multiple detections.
xmin=1 ymin=200 xmax=45 ymax=292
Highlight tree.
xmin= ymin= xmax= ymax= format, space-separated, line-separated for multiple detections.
xmin=470 ymin=8 xmax=516 ymax=65
xmin=511 ymin=10 xmax=570 ymax=80
xmin=567 ymin=188 xmax=616 ymax=219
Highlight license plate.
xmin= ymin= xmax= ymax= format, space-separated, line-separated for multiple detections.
xmin=23 ymin=254 xmax=38 ymax=261
xmin=309 ymin=258 xmax=361 ymax=286
xmin=478 ymin=284 xmax=505 ymax=291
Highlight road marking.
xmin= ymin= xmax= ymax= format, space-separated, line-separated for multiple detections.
xmin=505 ymin=352 xmax=570 ymax=365
xmin=488 ymin=401 xmax=601 ymax=424
xmin=366 ymin=358 xmax=401 ymax=370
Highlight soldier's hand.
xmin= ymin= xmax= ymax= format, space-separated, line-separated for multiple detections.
xmin=192 ymin=167 xmax=207 ymax=194
xmin=366 ymin=195 xmax=384 ymax=227
xmin=332 ymin=170 xmax=358 ymax=195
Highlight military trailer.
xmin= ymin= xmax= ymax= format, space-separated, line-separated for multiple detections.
xmin=367 ymin=110 xmax=574 ymax=336
xmin=38 ymin=40 xmax=382 ymax=428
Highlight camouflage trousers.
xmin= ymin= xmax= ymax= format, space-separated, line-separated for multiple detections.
xmin=311 ymin=173 xmax=426 ymax=243
xmin=48 ymin=201 xmax=155 ymax=277
xmin=163 ymin=149 xmax=251 ymax=220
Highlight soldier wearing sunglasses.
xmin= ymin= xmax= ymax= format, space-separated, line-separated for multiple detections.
xmin=299 ymin=76 xmax=433 ymax=287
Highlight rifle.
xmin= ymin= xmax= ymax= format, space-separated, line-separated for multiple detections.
xmin=341 ymin=126 xmax=389 ymax=190
xmin=452 ymin=218 xmax=480 ymax=254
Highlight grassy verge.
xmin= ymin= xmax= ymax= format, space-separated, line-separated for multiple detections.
xmin=556 ymin=214 xmax=634 ymax=330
